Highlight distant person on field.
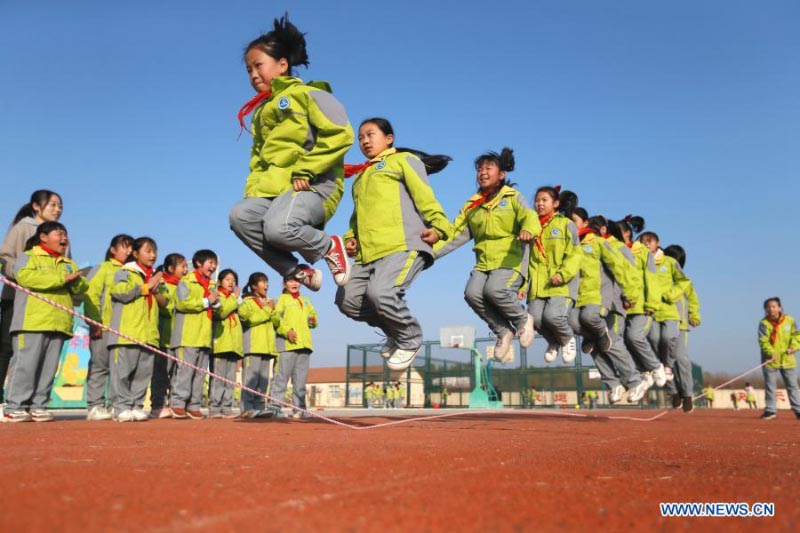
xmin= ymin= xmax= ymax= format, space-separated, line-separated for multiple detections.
xmin=744 ymin=382 xmax=757 ymax=409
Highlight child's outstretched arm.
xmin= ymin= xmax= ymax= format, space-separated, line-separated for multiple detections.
xmin=433 ymin=203 xmax=472 ymax=259
xmin=399 ymin=154 xmax=451 ymax=241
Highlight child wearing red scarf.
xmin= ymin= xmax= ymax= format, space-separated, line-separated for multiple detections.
xmin=84 ymin=234 xmax=133 ymax=421
xmin=758 ymin=297 xmax=800 ymax=420
xmin=264 ymin=275 xmax=318 ymax=418
xmin=148 ymin=253 xmax=188 ymax=419
xmin=209 ymin=269 xmax=243 ymax=418
xmin=169 ymin=249 xmax=220 ymax=420
xmin=106 ymin=237 xmax=162 ymax=423
xmin=3 ymin=222 xmax=87 ymax=423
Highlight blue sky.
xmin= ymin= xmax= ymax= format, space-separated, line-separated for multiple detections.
xmin=1 ymin=1 xmax=798 ymax=373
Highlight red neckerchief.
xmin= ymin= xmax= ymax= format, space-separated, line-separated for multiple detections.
xmin=344 ymin=160 xmax=377 ymax=178
xmin=578 ymin=227 xmax=594 ymax=238
xmin=237 ymin=90 xmax=272 ymax=136
xmin=193 ymin=270 xmax=212 ymax=319
xmin=217 ymin=287 xmax=238 ymax=327
xmin=625 ymin=241 xmax=633 ymax=248
xmin=137 ymin=262 xmax=154 ymax=309
xmin=162 ymin=273 xmax=181 ymax=286
xmin=290 ymin=291 xmax=303 ymax=308
xmin=39 ymin=244 xmax=61 ymax=258
xmin=534 ymin=212 xmax=556 ymax=262
xmin=768 ymin=315 xmax=786 ymax=346
xmin=467 ymin=192 xmax=491 ymax=210
xmin=248 ymin=295 xmax=264 ymax=309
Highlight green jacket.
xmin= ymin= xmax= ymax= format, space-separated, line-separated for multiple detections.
xmin=10 ymin=246 xmax=88 ymax=336
xmin=275 ymin=292 xmax=317 ymax=352
xmin=344 ymin=148 xmax=451 ymax=265
xmin=239 ymin=295 xmax=279 ymax=356
xmin=576 ymin=233 xmax=638 ymax=309
xmin=107 ymin=263 xmax=160 ymax=347
xmin=526 ymin=214 xmax=582 ymax=301
xmin=84 ymin=258 xmax=125 ymax=325
xmin=625 ymin=242 xmax=659 ymax=315
xmin=607 ymin=236 xmax=638 ymax=315
xmin=170 ymin=271 xmax=215 ymax=349
xmin=649 ymin=251 xmax=692 ymax=322
xmin=676 ymin=281 xmax=701 ymax=332
xmin=244 ymin=77 xmax=354 ymax=223
xmin=759 ymin=314 xmax=800 ymax=369
xmin=157 ymin=279 xmax=179 ymax=349
xmin=434 ymin=185 xmax=540 ymax=274
xmin=212 ymin=291 xmax=243 ymax=356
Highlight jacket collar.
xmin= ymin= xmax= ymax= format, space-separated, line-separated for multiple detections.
xmin=270 ymin=76 xmax=303 ymax=95
xmin=466 ymin=185 xmax=516 ymax=208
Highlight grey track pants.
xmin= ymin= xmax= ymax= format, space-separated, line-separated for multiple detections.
xmin=209 ymin=353 xmax=239 ymax=414
xmin=335 ymin=251 xmax=426 ymax=350
xmin=647 ymin=320 xmax=680 ymax=368
xmin=229 ymin=193 xmax=330 ymax=278
xmin=5 ymin=332 xmax=66 ymax=411
xmin=150 ymin=348 xmax=177 ymax=410
xmin=269 ymin=350 xmax=310 ymax=411
xmin=666 ymin=330 xmax=694 ymax=397
xmin=580 ymin=306 xmax=641 ymax=388
xmin=624 ymin=314 xmax=662 ymax=372
xmin=171 ymin=347 xmax=210 ymax=410
xmin=464 ymin=269 xmax=527 ymax=336
xmin=110 ymin=345 xmax=155 ymax=411
xmin=241 ymin=354 xmax=274 ymax=412
xmin=529 ymin=296 xmax=574 ymax=347
xmin=86 ymin=334 xmax=115 ymax=408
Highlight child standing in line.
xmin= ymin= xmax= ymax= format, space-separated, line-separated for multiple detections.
xmin=757 ymin=297 xmax=800 ymax=420
xmin=434 ymin=148 xmax=539 ymax=360
xmin=664 ymin=244 xmax=701 ymax=413
xmin=238 ymin=272 xmax=279 ymax=418
xmin=394 ymin=382 xmax=405 ymax=409
xmin=335 ymin=118 xmax=451 ymax=371
xmin=3 ymin=222 xmax=87 ymax=422
xmin=229 ymin=14 xmax=354 ymax=292
xmin=84 ymin=234 xmax=133 ymax=421
xmin=267 ymin=276 xmax=317 ymax=418
xmin=106 ymin=237 xmax=162 ymax=422
xmin=744 ymin=382 xmax=757 ymax=409
xmin=170 ymin=250 xmax=219 ymax=420
xmin=149 ymin=253 xmax=188 ymax=419
xmin=0 ymin=190 xmax=64 ymax=405
xmin=210 ymin=269 xmax=243 ymax=419
xmin=525 ymin=186 xmax=582 ymax=364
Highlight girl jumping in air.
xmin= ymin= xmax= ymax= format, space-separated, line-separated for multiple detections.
xmin=435 ymin=147 xmax=539 ymax=360
xmin=229 ymin=14 xmax=355 ymax=292
xmin=335 ymin=118 xmax=451 ymax=371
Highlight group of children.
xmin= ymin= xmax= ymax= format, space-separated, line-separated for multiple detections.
xmin=0 ymin=15 xmax=710 ymax=422
xmin=0 ymin=192 xmax=318 ymax=421
xmin=364 ymin=381 xmax=405 ymax=409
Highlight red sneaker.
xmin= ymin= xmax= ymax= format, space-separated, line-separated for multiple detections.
xmin=293 ymin=264 xmax=322 ymax=291
xmin=186 ymin=409 xmax=204 ymax=420
xmin=323 ymin=236 xmax=352 ymax=286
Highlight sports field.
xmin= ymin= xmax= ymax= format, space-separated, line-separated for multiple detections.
xmin=1 ymin=408 xmax=796 ymax=531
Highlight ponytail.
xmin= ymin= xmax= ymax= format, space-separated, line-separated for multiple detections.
xmin=244 ymin=13 xmax=309 ymax=75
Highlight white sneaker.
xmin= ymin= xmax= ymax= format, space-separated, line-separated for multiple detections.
xmin=652 ymin=364 xmax=668 ymax=387
xmin=544 ymin=344 xmax=559 ymax=363
xmin=2 ymin=410 xmax=32 ymax=423
xmin=115 ymin=409 xmax=135 ymax=423
xmin=627 ymin=380 xmax=650 ymax=403
xmin=387 ymin=347 xmax=421 ymax=371
xmin=380 ymin=338 xmax=396 ymax=359
xmin=31 ymin=409 xmax=54 ymax=422
xmin=643 ymin=372 xmax=655 ymax=388
xmin=87 ymin=405 xmax=113 ymax=421
xmin=561 ymin=337 xmax=577 ymax=363
xmin=494 ymin=330 xmax=514 ymax=361
xmin=132 ymin=409 xmax=149 ymax=422
xmin=293 ymin=264 xmax=322 ymax=292
xmin=609 ymin=385 xmax=625 ymax=404
xmin=664 ymin=367 xmax=675 ymax=381
xmin=518 ymin=315 xmax=535 ymax=348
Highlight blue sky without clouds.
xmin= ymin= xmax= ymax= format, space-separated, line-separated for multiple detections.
xmin=1 ymin=1 xmax=798 ymax=373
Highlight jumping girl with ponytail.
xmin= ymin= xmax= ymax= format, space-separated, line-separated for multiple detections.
xmin=229 ymin=14 xmax=355 ymax=293
xmin=435 ymin=147 xmax=539 ymax=360
xmin=335 ymin=117 xmax=451 ymax=371
xmin=524 ymin=186 xmax=582 ymax=364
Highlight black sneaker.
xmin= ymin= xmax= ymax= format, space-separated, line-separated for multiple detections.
xmin=672 ymin=395 xmax=682 ymax=409
xmin=761 ymin=411 xmax=777 ymax=420
xmin=682 ymin=397 xmax=694 ymax=413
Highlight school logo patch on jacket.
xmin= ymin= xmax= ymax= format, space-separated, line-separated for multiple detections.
xmin=278 ymin=96 xmax=290 ymax=110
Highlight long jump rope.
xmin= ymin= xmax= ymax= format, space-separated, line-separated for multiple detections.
xmin=0 ymin=273 xmax=775 ymax=429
